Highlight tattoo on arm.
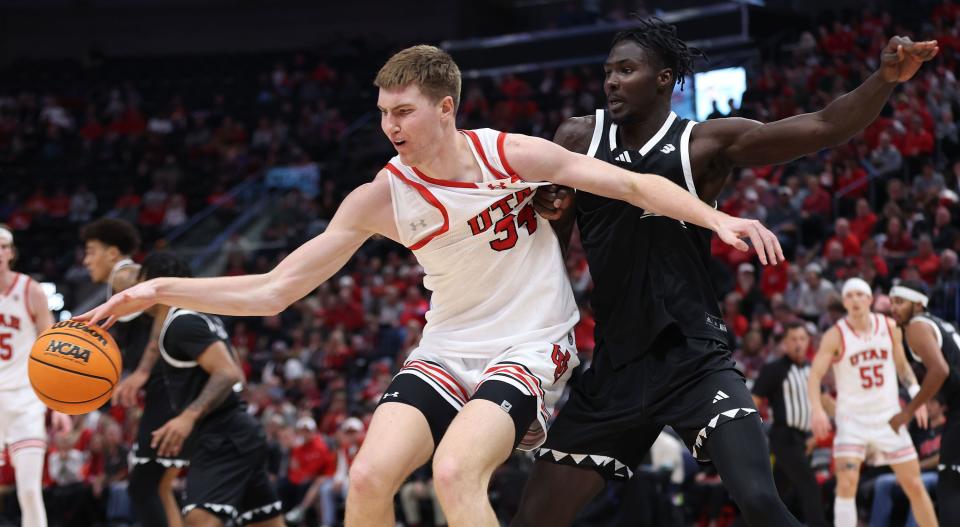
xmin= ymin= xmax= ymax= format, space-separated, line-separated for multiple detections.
xmin=185 ymin=372 xmax=236 ymax=420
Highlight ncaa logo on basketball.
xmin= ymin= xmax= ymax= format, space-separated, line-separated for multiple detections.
xmin=44 ymin=339 xmax=92 ymax=363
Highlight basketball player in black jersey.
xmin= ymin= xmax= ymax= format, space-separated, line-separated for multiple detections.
xmin=891 ymin=280 xmax=960 ymax=521
xmin=515 ymin=18 xmax=939 ymax=526
xmin=80 ymin=219 xmax=180 ymax=527
xmin=138 ymin=252 xmax=282 ymax=527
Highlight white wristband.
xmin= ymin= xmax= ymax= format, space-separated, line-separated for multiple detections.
xmin=908 ymin=384 xmax=921 ymax=398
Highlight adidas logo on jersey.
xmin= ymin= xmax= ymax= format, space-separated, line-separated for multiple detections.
xmin=615 ymin=151 xmax=633 ymax=163
xmin=712 ymin=390 xmax=729 ymax=404
xmin=660 ymin=143 xmax=676 ymax=154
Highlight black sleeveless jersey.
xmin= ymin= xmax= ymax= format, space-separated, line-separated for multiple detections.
xmin=578 ymin=109 xmax=731 ymax=367
xmin=110 ymin=313 xmax=152 ymax=374
xmin=906 ymin=313 xmax=960 ymax=412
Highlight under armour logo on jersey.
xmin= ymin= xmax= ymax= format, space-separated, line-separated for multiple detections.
xmin=409 ymin=220 xmax=427 ymax=231
xmin=382 ymin=392 xmax=399 ymax=399
xmin=712 ymin=390 xmax=730 ymax=404
xmin=660 ymin=144 xmax=676 ymax=154
xmin=487 ymin=182 xmax=507 ymax=190
xmin=500 ymin=400 xmax=513 ymax=413
xmin=615 ymin=151 xmax=633 ymax=163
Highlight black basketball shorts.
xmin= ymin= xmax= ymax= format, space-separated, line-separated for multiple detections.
xmin=537 ymin=328 xmax=757 ymax=479
xmin=181 ymin=412 xmax=281 ymax=524
xmin=130 ymin=387 xmax=190 ymax=469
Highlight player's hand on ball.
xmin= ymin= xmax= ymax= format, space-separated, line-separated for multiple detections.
xmin=811 ymin=410 xmax=832 ymax=440
xmin=77 ymin=281 xmax=159 ymax=330
xmin=151 ymin=414 xmax=195 ymax=457
xmin=879 ymin=36 xmax=938 ymax=83
xmin=532 ymin=184 xmax=574 ymax=220
xmin=714 ymin=215 xmax=784 ymax=266
xmin=113 ymin=369 xmax=149 ymax=407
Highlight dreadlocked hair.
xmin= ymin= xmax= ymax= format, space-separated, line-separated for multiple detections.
xmin=612 ymin=16 xmax=704 ymax=91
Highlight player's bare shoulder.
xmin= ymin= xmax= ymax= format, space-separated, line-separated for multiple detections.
xmin=554 ymin=115 xmax=596 ymax=154
xmin=333 ymin=170 xmax=399 ymax=243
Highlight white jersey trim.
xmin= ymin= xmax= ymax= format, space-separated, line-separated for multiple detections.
xmin=680 ymin=121 xmax=698 ymax=199
xmin=911 ymin=315 xmax=943 ymax=349
xmin=586 ymin=109 xmax=604 ymax=158
xmin=639 ymin=111 xmax=678 ymax=156
xmin=158 ymin=308 xmax=204 ymax=368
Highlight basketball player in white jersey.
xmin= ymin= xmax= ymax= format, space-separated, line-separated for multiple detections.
xmin=807 ymin=278 xmax=938 ymax=527
xmin=0 ymin=226 xmax=57 ymax=527
xmin=80 ymin=218 xmax=182 ymax=527
xmin=79 ymin=45 xmax=782 ymax=527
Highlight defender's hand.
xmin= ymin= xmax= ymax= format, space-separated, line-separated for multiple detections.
xmin=913 ymin=404 xmax=929 ymax=430
xmin=151 ymin=414 xmax=195 ymax=458
xmin=76 ymin=281 xmax=159 ymax=330
xmin=113 ymin=370 xmax=149 ymax=407
xmin=713 ymin=215 xmax=784 ymax=266
xmin=889 ymin=410 xmax=913 ymax=432
xmin=880 ymin=37 xmax=938 ymax=83
xmin=533 ymin=185 xmax=574 ymax=220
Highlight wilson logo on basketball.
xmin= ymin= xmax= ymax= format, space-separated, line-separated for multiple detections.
xmin=51 ymin=320 xmax=109 ymax=347
xmin=45 ymin=339 xmax=92 ymax=363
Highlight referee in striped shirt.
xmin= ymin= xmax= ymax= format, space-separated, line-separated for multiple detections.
xmin=752 ymin=322 xmax=829 ymax=527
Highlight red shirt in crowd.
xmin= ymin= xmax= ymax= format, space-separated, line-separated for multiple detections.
xmin=909 ymin=252 xmax=941 ymax=284
xmin=850 ymin=212 xmax=877 ymax=242
xmin=288 ymin=434 xmax=336 ymax=485
xmin=760 ymin=261 xmax=789 ymax=297
xmin=824 ymin=234 xmax=861 ymax=258
xmin=802 ymin=187 xmax=832 ymax=216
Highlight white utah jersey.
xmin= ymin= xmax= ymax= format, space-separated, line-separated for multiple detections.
xmin=385 ymin=128 xmax=579 ymax=357
xmin=832 ymin=314 xmax=899 ymax=420
xmin=0 ymin=273 xmax=39 ymax=390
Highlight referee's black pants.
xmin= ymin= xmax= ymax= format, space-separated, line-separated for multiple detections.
xmin=769 ymin=425 xmax=829 ymax=527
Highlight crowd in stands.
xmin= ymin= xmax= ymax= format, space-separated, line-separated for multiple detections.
xmin=2 ymin=0 xmax=960 ymax=525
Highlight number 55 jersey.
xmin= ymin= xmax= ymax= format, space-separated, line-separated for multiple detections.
xmin=831 ymin=314 xmax=916 ymax=465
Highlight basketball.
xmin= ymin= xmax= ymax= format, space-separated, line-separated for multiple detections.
xmin=28 ymin=320 xmax=122 ymax=415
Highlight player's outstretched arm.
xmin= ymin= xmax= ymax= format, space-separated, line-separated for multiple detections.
xmin=504 ymin=133 xmax=783 ymax=265
xmin=151 ymin=340 xmax=243 ymax=457
xmin=79 ymin=176 xmax=392 ymax=328
xmin=808 ymin=327 xmax=839 ymax=440
xmin=697 ymin=36 xmax=939 ymax=168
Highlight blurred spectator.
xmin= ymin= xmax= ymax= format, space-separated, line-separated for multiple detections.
xmin=869 ymin=132 xmax=903 ymax=178
xmin=795 ymin=263 xmax=837 ymax=321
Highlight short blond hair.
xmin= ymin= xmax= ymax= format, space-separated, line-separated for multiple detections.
xmin=374 ymin=45 xmax=461 ymax=109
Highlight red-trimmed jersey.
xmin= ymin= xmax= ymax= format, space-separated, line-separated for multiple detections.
xmin=385 ymin=128 xmax=578 ymax=358
xmin=0 ymin=273 xmax=38 ymax=390
xmin=832 ymin=314 xmax=900 ymax=420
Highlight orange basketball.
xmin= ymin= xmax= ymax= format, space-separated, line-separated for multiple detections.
xmin=28 ymin=320 xmax=122 ymax=415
